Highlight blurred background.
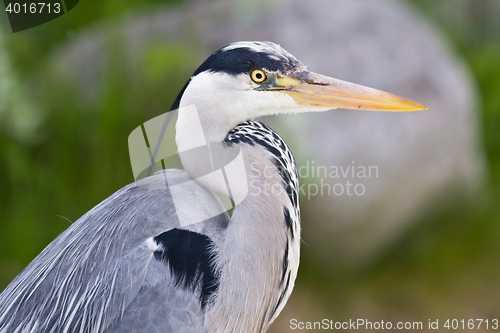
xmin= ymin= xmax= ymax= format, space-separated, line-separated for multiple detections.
xmin=0 ymin=0 xmax=499 ymax=331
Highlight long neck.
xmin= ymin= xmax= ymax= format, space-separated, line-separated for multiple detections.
xmin=176 ymin=119 xmax=301 ymax=333
xmin=208 ymin=193 xmax=291 ymax=332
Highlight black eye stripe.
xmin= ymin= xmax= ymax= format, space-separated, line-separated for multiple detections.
xmin=193 ymin=48 xmax=301 ymax=76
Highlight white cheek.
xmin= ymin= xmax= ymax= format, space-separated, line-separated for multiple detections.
xmin=239 ymin=90 xmax=299 ymax=117
xmin=178 ymin=71 xmax=333 ymax=140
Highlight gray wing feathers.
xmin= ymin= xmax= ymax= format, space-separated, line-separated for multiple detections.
xmin=0 ymin=169 xmax=228 ymax=333
xmin=105 ymin=261 xmax=204 ymax=333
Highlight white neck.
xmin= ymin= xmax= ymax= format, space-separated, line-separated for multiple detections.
xmin=175 ymin=73 xmax=302 ymax=332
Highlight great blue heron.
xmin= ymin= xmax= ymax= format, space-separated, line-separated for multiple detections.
xmin=0 ymin=41 xmax=427 ymax=333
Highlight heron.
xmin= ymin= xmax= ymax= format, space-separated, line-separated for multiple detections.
xmin=0 ymin=41 xmax=427 ymax=333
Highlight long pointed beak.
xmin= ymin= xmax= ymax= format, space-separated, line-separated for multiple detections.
xmin=274 ymin=72 xmax=429 ymax=111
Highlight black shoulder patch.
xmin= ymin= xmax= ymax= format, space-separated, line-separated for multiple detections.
xmin=154 ymin=228 xmax=218 ymax=309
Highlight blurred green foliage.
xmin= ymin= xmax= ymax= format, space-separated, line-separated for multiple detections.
xmin=0 ymin=0 xmax=196 ymax=287
xmin=3 ymin=0 xmax=184 ymax=77
xmin=409 ymin=0 xmax=500 ymax=182
xmin=470 ymin=45 xmax=500 ymax=184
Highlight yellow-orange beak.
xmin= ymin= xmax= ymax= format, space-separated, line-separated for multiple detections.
xmin=273 ymin=72 xmax=429 ymax=111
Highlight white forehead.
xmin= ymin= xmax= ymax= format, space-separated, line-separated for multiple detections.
xmin=222 ymin=41 xmax=296 ymax=62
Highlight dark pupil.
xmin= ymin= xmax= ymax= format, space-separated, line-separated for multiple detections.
xmin=256 ymin=73 xmax=262 ymax=79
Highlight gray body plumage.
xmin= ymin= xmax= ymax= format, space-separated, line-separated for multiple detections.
xmin=0 ymin=170 xmax=228 ymax=333
xmin=0 ymin=119 xmax=300 ymax=333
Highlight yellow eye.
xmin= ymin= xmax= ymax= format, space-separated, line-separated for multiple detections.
xmin=251 ymin=69 xmax=267 ymax=83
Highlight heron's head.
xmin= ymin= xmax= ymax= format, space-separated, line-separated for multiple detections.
xmin=174 ymin=41 xmax=428 ymax=142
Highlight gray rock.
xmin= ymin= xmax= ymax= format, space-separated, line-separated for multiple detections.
xmin=46 ymin=0 xmax=484 ymax=266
